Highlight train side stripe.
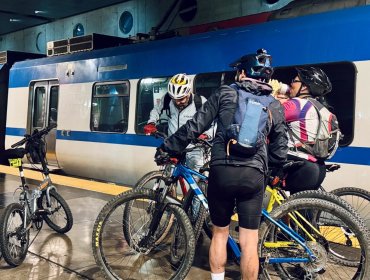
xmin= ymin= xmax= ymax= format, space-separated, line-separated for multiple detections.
xmin=6 ymin=127 xmax=369 ymax=166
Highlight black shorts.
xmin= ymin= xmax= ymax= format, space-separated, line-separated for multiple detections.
xmin=207 ymin=165 xmax=265 ymax=229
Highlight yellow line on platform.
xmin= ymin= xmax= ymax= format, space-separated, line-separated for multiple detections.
xmin=0 ymin=165 xmax=130 ymax=196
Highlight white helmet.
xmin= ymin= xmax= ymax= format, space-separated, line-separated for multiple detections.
xmin=167 ymin=73 xmax=192 ymax=99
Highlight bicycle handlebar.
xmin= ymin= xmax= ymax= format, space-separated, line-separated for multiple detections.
xmin=11 ymin=124 xmax=57 ymax=148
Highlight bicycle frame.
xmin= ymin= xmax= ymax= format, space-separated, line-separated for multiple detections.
xmin=170 ymin=162 xmax=316 ymax=265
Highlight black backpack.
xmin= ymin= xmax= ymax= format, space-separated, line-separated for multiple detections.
xmin=160 ymin=93 xmax=202 ymax=117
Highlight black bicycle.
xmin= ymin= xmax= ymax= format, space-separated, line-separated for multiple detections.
xmin=0 ymin=125 xmax=73 ymax=266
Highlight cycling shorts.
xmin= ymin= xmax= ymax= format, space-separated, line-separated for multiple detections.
xmin=207 ymin=165 xmax=265 ymax=229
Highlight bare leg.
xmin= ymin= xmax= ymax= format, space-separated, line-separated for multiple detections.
xmin=239 ymin=227 xmax=259 ymax=280
xmin=209 ymin=225 xmax=229 ymax=274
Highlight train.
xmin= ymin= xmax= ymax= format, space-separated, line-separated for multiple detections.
xmin=2 ymin=5 xmax=370 ymax=188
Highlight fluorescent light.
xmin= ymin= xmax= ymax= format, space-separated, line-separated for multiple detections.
xmin=9 ymin=19 xmax=21 ymax=22
xmin=35 ymin=10 xmax=47 ymax=14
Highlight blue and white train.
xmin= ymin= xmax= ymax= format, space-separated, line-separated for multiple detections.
xmin=3 ymin=5 xmax=370 ymax=188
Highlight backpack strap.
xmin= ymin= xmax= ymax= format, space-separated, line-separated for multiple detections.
xmin=160 ymin=93 xmax=172 ymax=117
xmin=194 ymin=94 xmax=202 ymax=111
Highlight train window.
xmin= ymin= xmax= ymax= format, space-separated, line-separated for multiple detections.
xmin=194 ymin=71 xmax=234 ymax=99
xmin=91 ymin=82 xmax=130 ymax=133
xmin=136 ymin=77 xmax=171 ymax=135
xmin=33 ymin=87 xmax=46 ymax=128
xmin=48 ymin=86 xmax=59 ymax=127
xmin=272 ymin=62 xmax=355 ymax=146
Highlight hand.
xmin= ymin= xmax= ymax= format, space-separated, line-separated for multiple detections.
xmin=269 ymin=167 xmax=284 ymax=187
xmin=144 ymin=123 xmax=157 ymax=135
xmin=198 ymin=134 xmax=209 ymax=140
xmin=154 ymin=147 xmax=170 ymax=165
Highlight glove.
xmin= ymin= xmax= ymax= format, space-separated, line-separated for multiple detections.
xmin=154 ymin=145 xmax=170 ymax=165
xmin=144 ymin=123 xmax=157 ymax=135
xmin=198 ymin=134 xmax=209 ymax=140
xmin=269 ymin=167 xmax=284 ymax=187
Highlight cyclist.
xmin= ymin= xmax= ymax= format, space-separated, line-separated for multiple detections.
xmin=282 ymin=67 xmax=335 ymax=194
xmin=156 ymin=50 xmax=287 ymax=280
xmin=144 ymin=73 xmax=213 ymax=172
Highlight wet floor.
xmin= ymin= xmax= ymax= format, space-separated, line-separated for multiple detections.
xmin=0 ymin=172 xmax=244 ymax=280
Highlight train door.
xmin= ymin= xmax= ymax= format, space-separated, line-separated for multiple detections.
xmin=31 ymin=80 xmax=59 ymax=166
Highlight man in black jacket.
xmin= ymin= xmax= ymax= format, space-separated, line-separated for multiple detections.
xmin=157 ymin=49 xmax=287 ymax=280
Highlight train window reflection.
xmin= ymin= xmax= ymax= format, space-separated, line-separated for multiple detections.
xmin=194 ymin=71 xmax=234 ymax=99
xmin=48 ymin=86 xmax=59 ymax=127
xmin=33 ymin=87 xmax=46 ymax=128
xmin=136 ymin=77 xmax=171 ymax=134
xmin=91 ymin=82 xmax=130 ymax=133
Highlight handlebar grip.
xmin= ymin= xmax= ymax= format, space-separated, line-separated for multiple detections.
xmin=11 ymin=137 xmax=28 ymax=148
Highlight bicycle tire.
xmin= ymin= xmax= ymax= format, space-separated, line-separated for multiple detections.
xmin=330 ymin=187 xmax=370 ymax=229
xmin=287 ymin=189 xmax=365 ymax=267
xmin=259 ymin=197 xmax=370 ymax=280
xmin=37 ymin=189 xmax=73 ymax=234
xmin=170 ymin=187 xmax=207 ymax=266
xmin=93 ymin=189 xmax=195 ymax=280
xmin=0 ymin=203 xmax=29 ymax=266
xmin=123 ymin=172 xmax=176 ymax=247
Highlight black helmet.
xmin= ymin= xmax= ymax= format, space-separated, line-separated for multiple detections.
xmin=229 ymin=49 xmax=274 ymax=80
xmin=296 ymin=67 xmax=332 ymax=96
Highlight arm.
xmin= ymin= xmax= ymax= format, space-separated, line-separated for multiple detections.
xmin=163 ymin=87 xmax=223 ymax=153
xmin=268 ymin=100 xmax=288 ymax=167
xmin=147 ymin=94 xmax=165 ymax=124
xmin=199 ymin=96 xmax=216 ymax=140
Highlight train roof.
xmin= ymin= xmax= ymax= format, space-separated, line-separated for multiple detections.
xmin=9 ymin=6 xmax=370 ymax=79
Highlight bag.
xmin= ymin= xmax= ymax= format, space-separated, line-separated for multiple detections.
xmin=289 ymin=98 xmax=341 ymax=160
xmin=226 ymin=83 xmax=275 ymax=157
xmin=161 ymin=93 xmax=202 ymax=117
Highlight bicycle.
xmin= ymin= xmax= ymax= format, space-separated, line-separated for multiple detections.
xmin=92 ymin=150 xmax=370 ymax=279
xmin=124 ymin=132 xmax=212 ymax=244
xmin=0 ymin=125 xmax=74 ymax=267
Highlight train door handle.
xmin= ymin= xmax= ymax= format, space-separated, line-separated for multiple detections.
xmin=61 ymin=130 xmax=71 ymax=136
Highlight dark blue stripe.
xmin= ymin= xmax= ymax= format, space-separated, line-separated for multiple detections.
xmin=56 ymin=130 xmax=163 ymax=147
xmin=6 ymin=127 xmax=26 ymax=136
xmin=5 ymin=127 xmax=370 ymax=166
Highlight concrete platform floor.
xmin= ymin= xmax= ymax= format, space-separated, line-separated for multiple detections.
xmin=0 ymin=171 xmax=244 ymax=280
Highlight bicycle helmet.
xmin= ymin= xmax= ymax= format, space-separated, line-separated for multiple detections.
xmin=296 ymin=66 xmax=332 ymax=96
xmin=167 ymin=73 xmax=192 ymax=99
xmin=229 ymin=49 xmax=274 ymax=80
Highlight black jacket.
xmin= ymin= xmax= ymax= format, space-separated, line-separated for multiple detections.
xmin=163 ymin=79 xmax=288 ymax=174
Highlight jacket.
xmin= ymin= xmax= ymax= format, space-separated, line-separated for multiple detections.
xmin=148 ymin=94 xmax=214 ymax=139
xmin=163 ymin=79 xmax=288 ymax=174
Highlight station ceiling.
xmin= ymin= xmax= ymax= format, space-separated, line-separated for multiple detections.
xmin=0 ymin=0 xmax=129 ymax=36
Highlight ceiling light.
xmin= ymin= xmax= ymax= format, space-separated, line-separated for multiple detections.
xmin=35 ymin=10 xmax=47 ymax=14
xmin=9 ymin=19 xmax=21 ymax=22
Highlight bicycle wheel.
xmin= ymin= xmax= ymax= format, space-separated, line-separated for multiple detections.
xmin=331 ymin=187 xmax=370 ymax=229
xmin=123 ymin=172 xmax=176 ymax=246
xmin=37 ymin=189 xmax=73 ymax=234
xmin=170 ymin=187 xmax=208 ymax=267
xmin=259 ymin=198 xmax=370 ymax=280
xmin=287 ymin=190 xmax=366 ymax=267
xmin=0 ymin=203 xmax=29 ymax=266
xmin=93 ymin=189 xmax=195 ymax=280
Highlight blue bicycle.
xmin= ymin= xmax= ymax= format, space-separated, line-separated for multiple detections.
xmin=92 ymin=149 xmax=370 ymax=280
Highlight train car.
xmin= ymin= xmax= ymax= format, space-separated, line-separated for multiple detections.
xmin=4 ymin=5 xmax=370 ymax=188
xmin=0 ymin=51 xmax=44 ymax=153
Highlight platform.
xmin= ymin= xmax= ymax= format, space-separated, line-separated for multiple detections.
xmin=0 ymin=166 xmax=243 ymax=280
